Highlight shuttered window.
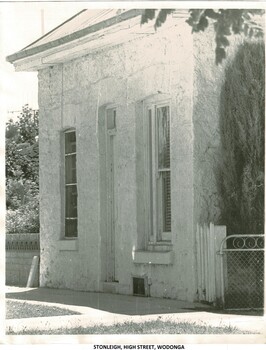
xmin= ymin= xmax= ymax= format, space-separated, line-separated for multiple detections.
xmin=146 ymin=103 xmax=171 ymax=242
xmin=64 ymin=130 xmax=78 ymax=237
xmin=157 ymin=106 xmax=171 ymax=233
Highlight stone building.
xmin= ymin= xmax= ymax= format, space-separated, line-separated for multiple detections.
xmin=7 ymin=9 xmax=239 ymax=301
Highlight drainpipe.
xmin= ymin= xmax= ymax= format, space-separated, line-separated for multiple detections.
xmin=147 ymin=262 xmax=152 ymax=296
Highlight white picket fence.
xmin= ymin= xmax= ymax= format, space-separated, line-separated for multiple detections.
xmin=195 ymin=223 xmax=226 ymax=304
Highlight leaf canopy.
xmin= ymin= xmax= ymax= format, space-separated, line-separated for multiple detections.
xmin=141 ymin=9 xmax=264 ymax=64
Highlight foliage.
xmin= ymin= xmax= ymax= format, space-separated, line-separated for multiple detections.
xmin=6 ymin=104 xmax=39 ymax=184
xmin=6 ymin=179 xmax=39 ymax=210
xmin=6 ymin=105 xmax=39 ymax=233
xmin=217 ymin=41 xmax=264 ymax=235
xmin=6 ymin=197 xmax=39 ymax=233
xmin=141 ymin=9 xmax=264 ymax=64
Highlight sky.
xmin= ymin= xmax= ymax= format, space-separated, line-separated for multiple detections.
xmin=1 ymin=2 xmax=90 ymax=121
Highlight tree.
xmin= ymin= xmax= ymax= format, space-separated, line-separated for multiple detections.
xmin=6 ymin=105 xmax=39 ymax=233
xmin=6 ymin=104 xmax=39 ymax=185
xmin=141 ymin=9 xmax=264 ymax=64
xmin=217 ymin=41 xmax=264 ymax=235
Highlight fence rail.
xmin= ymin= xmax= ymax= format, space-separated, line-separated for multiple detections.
xmin=6 ymin=233 xmax=40 ymax=251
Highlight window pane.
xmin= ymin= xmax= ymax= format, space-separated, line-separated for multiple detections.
xmin=148 ymin=109 xmax=153 ymax=235
xmin=65 ymin=218 xmax=77 ymax=237
xmin=64 ymin=130 xmax=77 ymax=238
xmin=157 ymin=106 xmax=170 ymax=169
xmin=65 ymin=185 xmax=77 ymax=217
xmin=65 ymin=154 xmax=76 ymax=184
xmin=162 ymin=171 xmax=171 ymax=232
xmin=107 ymin=108 xmax=116 ymax=129
xmin=65 ymin=131 xmax=76 ymax=154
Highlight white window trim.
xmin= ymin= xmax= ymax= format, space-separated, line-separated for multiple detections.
xmin=143 ymin=98 xmax=172 ymax=245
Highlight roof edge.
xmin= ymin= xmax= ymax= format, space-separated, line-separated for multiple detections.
xmin=6 ymin=9 xmax=143 ymax=64
xmin=22 ymin=9 xmax=87 ymax=51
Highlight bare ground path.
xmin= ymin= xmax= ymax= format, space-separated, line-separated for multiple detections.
xmin=5 ymin=286 xmax=266 ymax=336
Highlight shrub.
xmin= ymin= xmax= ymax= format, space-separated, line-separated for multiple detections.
xmin=6 ymin=197 xmax=39 ymax=233
xmin=6 ymin=105 xmax=40 ymax=234
xmin=217 ymin=40 xmax=264 ymax=235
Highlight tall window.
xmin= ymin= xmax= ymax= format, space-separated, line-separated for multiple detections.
xmin=146 ymin=104 xmax=171 ymax=242
xmin=64 ymin=130 xmax=77 ymax=237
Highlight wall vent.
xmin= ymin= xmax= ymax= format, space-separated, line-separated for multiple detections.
xmin=133 ymin=277 xmax=146 ymax=296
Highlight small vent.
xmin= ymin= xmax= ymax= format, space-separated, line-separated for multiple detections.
xmin=133 ymin=277 xmax=146 ymax=296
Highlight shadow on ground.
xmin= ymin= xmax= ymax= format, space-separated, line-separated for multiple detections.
xmin=185 ymin=306 xmax=264 ymax=317
xmin=7 ymin=287 xmax=263 ymax=317
xmin=6 ymin=287 xmax=211 ymax=316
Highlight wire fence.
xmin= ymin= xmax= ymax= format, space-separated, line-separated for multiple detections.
xmin=220 ymin=235 xmax=264 ymax=310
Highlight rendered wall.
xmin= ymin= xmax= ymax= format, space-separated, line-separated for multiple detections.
xmin=38 ymin=18 xmax=221 ymax=301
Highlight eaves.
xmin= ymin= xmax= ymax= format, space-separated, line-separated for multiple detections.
xmin=6 ymin=9 xmax=143 ymax=65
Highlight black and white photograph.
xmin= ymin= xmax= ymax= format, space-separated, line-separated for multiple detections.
xmin=1 ymin=1 xmax=265 ymax=346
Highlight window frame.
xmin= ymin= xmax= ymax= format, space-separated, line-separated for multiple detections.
xmin=144 ymin=99 xmax=172 ymax=244
xmin=63 ymin=128 xmax=78 ymax=239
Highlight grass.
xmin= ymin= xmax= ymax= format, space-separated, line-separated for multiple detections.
xmin=6 ymin=299 xmax=254 ymax=335
xmin=7 ymin=319 xmax=251 ymax=335
xmin=6 ymin=299 xmax=81 ymax=319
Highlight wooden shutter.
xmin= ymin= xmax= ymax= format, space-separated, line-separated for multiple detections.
xmin=157 ymin=106 xmax=171 ymax=233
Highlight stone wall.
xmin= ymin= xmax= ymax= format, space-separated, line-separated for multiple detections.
xmin=6 ymin=234 xmax=39 ymax=287
xmin=37 ymin=17 xmax=235 ymax=301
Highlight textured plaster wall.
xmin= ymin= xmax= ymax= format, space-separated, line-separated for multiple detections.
xmin=38 ymin=19 xmax=202 ymax=301
xmin=131 ymin=23 xmax=195 ymax=301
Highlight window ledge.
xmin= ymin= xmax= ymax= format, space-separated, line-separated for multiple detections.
xmin=147 ymin=242 xmax=173 ymax=252
xmin=57 ymin=239 xmax=78 ymax=251
xmin=133 ymin=250 xmax=174 ymax=265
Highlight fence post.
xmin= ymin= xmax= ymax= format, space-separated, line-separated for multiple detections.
xmin=26 ymin=255 xmax=39 ymax=288
xmin=206 ymin=223 xmax=210 ymax=301
xmin=200 ymin=225 xmax=205 ymax=301
xmin=195 ymin=224 xmax=202 ymax=300
xmin=214 ymin=225 xmax=226 ymax=306
xmin=209 ymin=223 xmax=215 ymax=302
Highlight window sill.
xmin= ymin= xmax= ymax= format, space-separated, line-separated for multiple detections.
xmin=133 ymin=250 xmax=174 ymax=265
xmin=57 ymin=239 xmax=78 ymax=251
xmin=147 ymin=242 xmax=173 ymax=252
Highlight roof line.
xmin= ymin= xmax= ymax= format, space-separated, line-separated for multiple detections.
xmin=6 ymin=9 xmax=143 ymax=64
xmin=22 ymin=9 xmax=87 ymax=50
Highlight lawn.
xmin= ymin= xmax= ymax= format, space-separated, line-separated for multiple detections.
xmin=6 ymin=299 xmax=80 ymax=319
xmin=7 ymin=319 xmax=250 ymax=335
xmin=6 ymin=299 xmax=253 ymax=335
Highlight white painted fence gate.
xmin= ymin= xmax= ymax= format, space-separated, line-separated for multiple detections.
xmin=195 ymin=223 xmax=226 ymax=305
